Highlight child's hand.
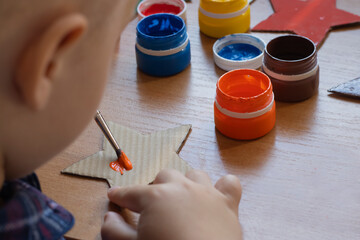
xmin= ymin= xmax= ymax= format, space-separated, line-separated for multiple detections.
xmin=101 ymin=169 xmax=243 ymax=240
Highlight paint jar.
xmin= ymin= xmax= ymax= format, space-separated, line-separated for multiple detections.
xmin=137 ymin=0 xmax=187 ymax=21
xmin=199 ymin=0 xmax=250 ymax=38
xmin=262 ymin=35 xmax=319 ymax=102
xmin=213 ymin=34 xmax=265 ymax=71
xmin=214 ymin=69 xmax=276 ymax=140
xmin=136 ymin=13 xmax=191 ymax=77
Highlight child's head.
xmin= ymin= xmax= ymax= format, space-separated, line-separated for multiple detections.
xmin=0 ymin=0 xmax=137 ymax=180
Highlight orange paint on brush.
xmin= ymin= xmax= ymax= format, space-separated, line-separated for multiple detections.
xmin=109 ymin=151 xmax=132 ymax=175
xmin=119 ymin=151 xmax=132 ymax=170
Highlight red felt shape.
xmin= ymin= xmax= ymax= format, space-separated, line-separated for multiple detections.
xmin=252 ymin=0 xmax=360 ymax=46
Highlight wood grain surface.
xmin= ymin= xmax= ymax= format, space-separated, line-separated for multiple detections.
xmin=37 ymin=0 xmax=360 ymax=239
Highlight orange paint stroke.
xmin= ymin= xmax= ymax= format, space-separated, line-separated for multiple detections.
xmin=109 ymin=151 xmax=132 ymax=175
xmin=110 ymin=161 xmax=124 ymax=175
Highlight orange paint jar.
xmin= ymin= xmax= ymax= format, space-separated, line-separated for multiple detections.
xmin=214 ymin=69 xmax=276 ymax=140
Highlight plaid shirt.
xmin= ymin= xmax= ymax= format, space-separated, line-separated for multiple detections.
xmin=0 ymin=173 xmax=74 ymax=240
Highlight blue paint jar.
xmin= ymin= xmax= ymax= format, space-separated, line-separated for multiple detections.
xmin=136 ymin=13 xmax=191 ymax=77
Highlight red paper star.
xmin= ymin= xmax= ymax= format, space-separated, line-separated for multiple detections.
xmin=252 ymin=0 xmax=360 ymax=46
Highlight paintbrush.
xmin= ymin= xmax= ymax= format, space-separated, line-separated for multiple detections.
xmin=94 ymin=110 xmax=132 ymax=175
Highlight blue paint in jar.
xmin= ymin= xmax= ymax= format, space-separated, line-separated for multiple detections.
xmin=218 ymin=43 xmax=261 ymax=61
xmin=136 ymin=13 xmax=191 ymax=77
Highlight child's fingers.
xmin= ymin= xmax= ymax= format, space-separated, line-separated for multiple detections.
xmin=152 ymin=168 xmax=185 ymax=184
xmin=108 ymin=185 xmax=154 ymax=213
xmin=101 ymin=211 xmax=137 ymax=240
xmin=185 ymin=170 xmax=212 ymax=186
xmin=108 ymin=169 xmax=187 ymax=213
xmin=215 ymin=175 xmax=242 ymax=210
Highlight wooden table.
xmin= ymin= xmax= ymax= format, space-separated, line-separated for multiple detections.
xmin=37 ymin=0 xmax=360 ymax=239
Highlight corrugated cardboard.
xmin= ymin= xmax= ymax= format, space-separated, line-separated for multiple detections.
xmin=252 ymin=0 xmax=360 ymax=46
xmin=328 ymin=77 xmax=360 ymax=99
xmin=62 ymin=122 xmax=192 ymax=187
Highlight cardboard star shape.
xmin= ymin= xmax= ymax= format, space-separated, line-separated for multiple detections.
xmin=328 ymin=76 xmax=360 ymax=99
xmin=252 ymin=0 xmax=360 ymax=46
xmin=62 ymin=122 xmax=192 ymax=187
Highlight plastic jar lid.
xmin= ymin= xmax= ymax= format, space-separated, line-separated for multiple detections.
xmin=137 ymin=0 xmax=187 ymax=21
xmin=213 ymin=34 xmax=265 ymax=71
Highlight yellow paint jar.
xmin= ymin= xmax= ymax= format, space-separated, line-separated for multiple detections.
xmin=199 ymin=0 xmax=250 ymax=38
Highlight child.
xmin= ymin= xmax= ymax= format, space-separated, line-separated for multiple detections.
xmin=0 ymin=0 xmax=243 ymax=239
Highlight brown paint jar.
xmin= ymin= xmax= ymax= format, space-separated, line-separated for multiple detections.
xmin=262 ymin=35 xmax=319 ymax=102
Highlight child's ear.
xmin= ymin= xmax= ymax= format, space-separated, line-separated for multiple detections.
xmin=15 ymin=13 xmax=88 ymax=111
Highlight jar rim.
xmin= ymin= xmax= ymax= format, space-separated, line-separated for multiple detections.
xmin=265 ymin=34 xmax=316 ymax=63
xmin=137 ymin=13 xmax=185 ymax=40
xmin=200 ymin=0 xmax=248 ymax=14
xmin=216 ymin=69 xmax=273 ymax=113
xmin=137 ymin=0 xmax=187 ymax=20
xmin=217 ymin=69 xmax=272 ymax=100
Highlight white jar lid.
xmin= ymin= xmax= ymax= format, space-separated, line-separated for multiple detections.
xmin=213 ymin=34 xmax=265 ymax=71
xmin=137 ymin=0 xmax=187 ymax=21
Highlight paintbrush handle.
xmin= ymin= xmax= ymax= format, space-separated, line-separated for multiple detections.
xmin=94 ymin=110 xmax=121 ymax=155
